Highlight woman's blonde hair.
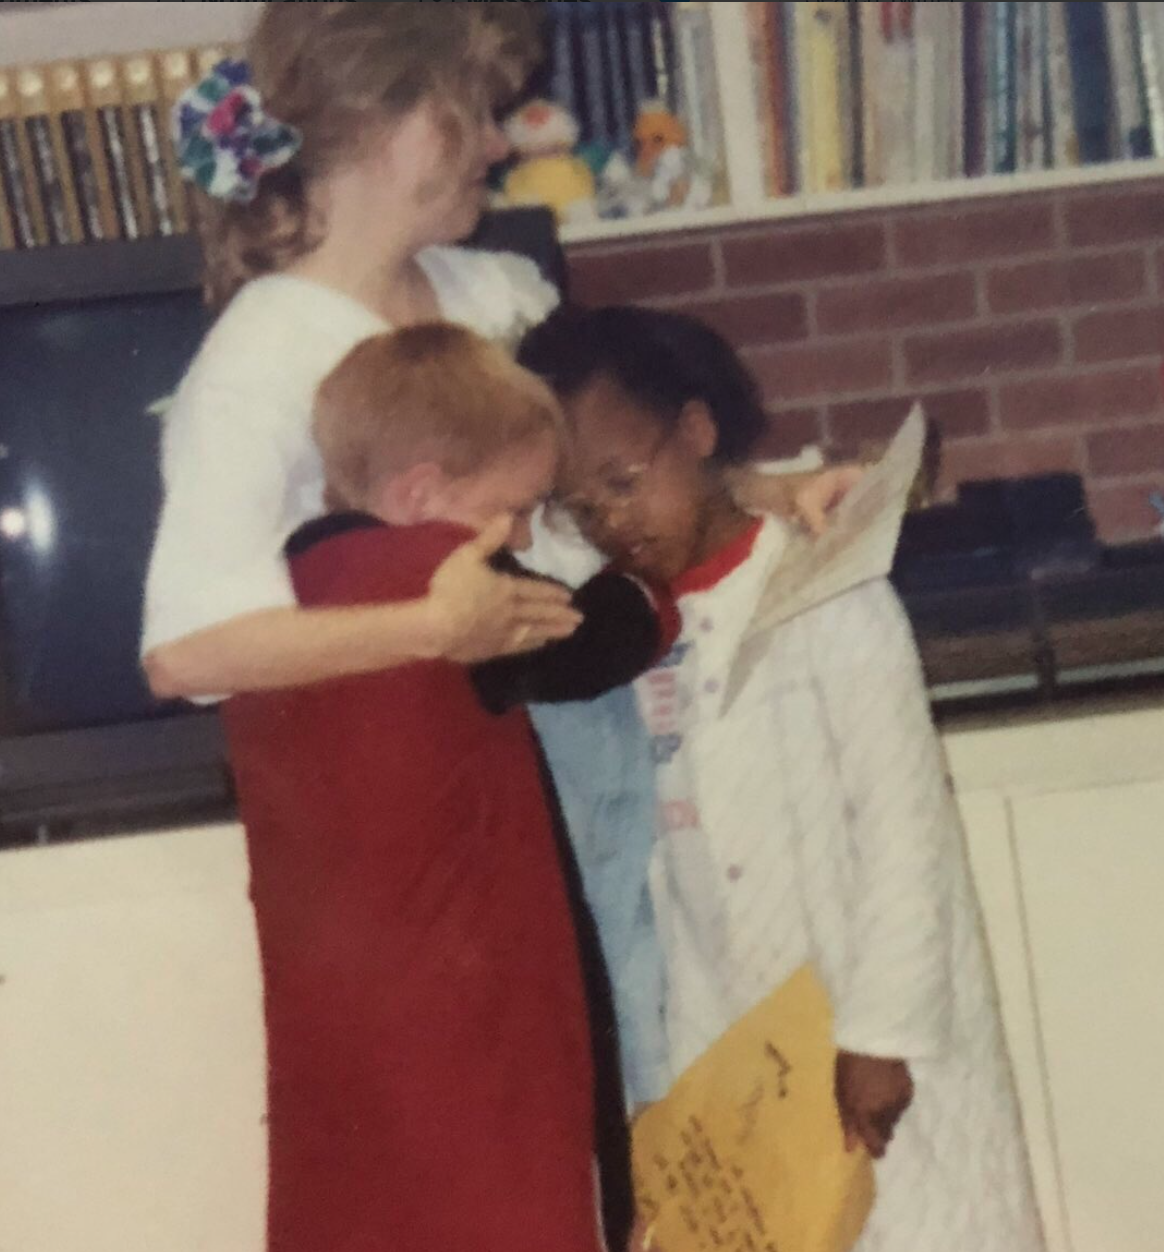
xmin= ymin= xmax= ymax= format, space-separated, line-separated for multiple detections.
xmin=314 ymin=323 xmax=564 ymax=510
xmin=197 ymin=2 xmax=543 ymax=310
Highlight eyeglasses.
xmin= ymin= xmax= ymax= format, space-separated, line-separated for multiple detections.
xmin=552 ymin=425 xmax=675 ymax=534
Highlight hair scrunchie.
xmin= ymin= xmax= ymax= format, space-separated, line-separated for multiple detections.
xmin=173 ymin=58 xmax=302 ymax=204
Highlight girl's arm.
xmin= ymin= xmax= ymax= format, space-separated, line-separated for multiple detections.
xmin=144 ymin=521 xmax=580 ymax=699
xmin=813 ymin=579 xmax=955 ymax=1063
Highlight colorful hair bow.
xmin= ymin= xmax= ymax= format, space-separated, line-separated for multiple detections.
xmin=172 ymin=58 xmax=301 ymax=204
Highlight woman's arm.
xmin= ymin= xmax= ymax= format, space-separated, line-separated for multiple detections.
xmin=144 ymin=519 xmax=580 ymax=699
xmin=728 ymin=464 xmax=866 ymax=535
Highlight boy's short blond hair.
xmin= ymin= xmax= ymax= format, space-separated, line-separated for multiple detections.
xmin=313 ymin=323 xmax=565 ymax=509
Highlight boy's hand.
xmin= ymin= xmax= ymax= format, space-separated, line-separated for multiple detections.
xmin=427 ymin=517 xmax=581 ymax=662
xmin=834 ymin=1050 xmax=913 ymax=1160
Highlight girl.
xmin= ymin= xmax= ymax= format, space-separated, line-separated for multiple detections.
xmin=519 ymin=305 xmax=1047 ymax=1252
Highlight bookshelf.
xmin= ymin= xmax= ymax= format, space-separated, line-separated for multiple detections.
xmin=561 ymin=152 xmax=1164 ymax=246
xmin=4 ymin=3 xmax=1164 ymax=257
xmin=559 ymin=2 xmax=1164 ymax=245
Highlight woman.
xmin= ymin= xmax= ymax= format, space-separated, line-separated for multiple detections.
xmin=142 ymin=6 xmax=858 ymax=1248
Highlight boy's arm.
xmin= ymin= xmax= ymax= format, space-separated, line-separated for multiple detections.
xmin=471 ymin=557 xmax=679 ymax=713
xmin=812 ymin=579 xmax=956 ymax=1063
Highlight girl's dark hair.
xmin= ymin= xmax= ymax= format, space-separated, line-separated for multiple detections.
xmin=516 ymin=305 xmax=768 ymax=464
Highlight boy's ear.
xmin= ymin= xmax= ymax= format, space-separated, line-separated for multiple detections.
xmin=370 ymin=462 xmax=449 ymax=525
xmin=678 ymin=399 xmax=719 ymax=461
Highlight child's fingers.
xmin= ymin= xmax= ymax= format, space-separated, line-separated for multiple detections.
xmin=514 ymin=576 xmax=574 ymax=608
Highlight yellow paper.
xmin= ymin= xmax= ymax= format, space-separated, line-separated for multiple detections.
xmin=632 ymin=965 xmax=875 ymax=1252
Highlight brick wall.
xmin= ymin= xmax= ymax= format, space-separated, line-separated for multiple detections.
xmin=565 ymin=177 xmax=1164 ymax=544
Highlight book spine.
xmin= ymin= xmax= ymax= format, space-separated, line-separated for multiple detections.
xmin=991 ymin=1 xmax=1018 ymax=173
xmin=548 ymin=6 xmax=579 ymax=121
xmin=1018 ymin=2 xmax=1050 ymax=171
xmin=1136 ymin=0 xmax=1164 ymax=155
xmin=962 ymin=0 xmax=985 ymax=176
xmin=783 ymin=2 xmax=803 ymax=192
xmin=1046 ymin=1 xmax=1080 ymax=166
xmin=86 ymin=58 xmax=142 ymax=240
xmin=49 ymin=60 xmax=106 ymax=242
xmin=1126 ymin=2 xmax=1155 ymax=155
xmin=602 ymin=4 xmax=633 ymax=154
xmin=1066 ymin=0 xmax=1113 ymax=163
xmin=623 ymin=2 xmax=651 ymax=113
xmin=796 ymin=2 xmax=851 ymax=194
xmin=858 ymin=1 xmax=883 ymax=185
xmin=0 ymin=171 xmax=13 ymax=250
xmin=647 ymin=3 xmax=675 ymax=113
xmin=17 ymin=65 xmax=83 ymax=246
xmin=0 ymin=69 xmax=48 ymax=247
xmin=878 ymin=4 xmax=917 ymax=186
xmin=1105 ymin=1 xmax=1149 ymax=157
xmin=767 ymin=2 xmax=792 ymax=195
xmin=579 ymin=7 xmax=610 ymax=146
xmin=744 ymin=0 xmax=779 ymax=196
xmin=156 ymin=49 xmax=195 ymax=234
xmin=913 ymin=2 xmax=940 ymax=182
xmin=122 ymin=54 xmax=176 ymax=236
xmin=942 ymin=2 xmax=967 ymax=180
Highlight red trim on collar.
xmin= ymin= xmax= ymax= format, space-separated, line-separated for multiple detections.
xmin=671 ymin=517 xmax=764 ymax=597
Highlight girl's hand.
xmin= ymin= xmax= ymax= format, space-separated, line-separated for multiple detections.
xmin=425 ymin=517 xmax=582 ymax=663
xmin=629 ymin=1213 xmax=662 ymax=1252
xmin=834 ymin=1050 xmax=913 ymax=1160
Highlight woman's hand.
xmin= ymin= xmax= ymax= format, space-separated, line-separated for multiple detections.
xmin=791 ymin=465 xmax=866 ymax=536
xmin=728 ymin=464 xmax=866 ymax=536
xmin=425 ymin=517 xmax=582 ymax=663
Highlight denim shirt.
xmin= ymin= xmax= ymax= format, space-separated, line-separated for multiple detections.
xmin=532 ymin=686 xmax=670 ymax=1107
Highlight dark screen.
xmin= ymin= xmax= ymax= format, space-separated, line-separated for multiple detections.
xmin=0 ymin=291 xmax=210 ymax=732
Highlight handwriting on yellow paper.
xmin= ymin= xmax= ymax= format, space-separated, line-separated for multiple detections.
xmin=633 ymin=965 xmax=875 ymax=1252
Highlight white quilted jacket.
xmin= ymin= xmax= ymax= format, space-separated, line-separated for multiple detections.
xmin=635 ymin=518 xmax=1045 ymax=1251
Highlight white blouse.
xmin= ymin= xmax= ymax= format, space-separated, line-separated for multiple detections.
xmin=141 ymin=247 xmax=560 ymax=661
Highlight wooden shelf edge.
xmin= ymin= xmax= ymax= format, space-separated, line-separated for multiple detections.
xmin=560 ymin=157 xmax=1164 ymax=247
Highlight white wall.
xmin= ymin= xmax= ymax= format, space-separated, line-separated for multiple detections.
xmin=0 ymin=1 xmax=257 ymax=69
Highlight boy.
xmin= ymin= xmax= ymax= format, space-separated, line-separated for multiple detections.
xmin=221 ymin=324 xmax=674 ymax=1252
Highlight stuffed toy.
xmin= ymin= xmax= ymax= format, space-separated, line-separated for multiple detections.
xmin=503 ymin=98 xmax=597 ymax=226
xmin=632 ymin=100 xmax=713 ymax=212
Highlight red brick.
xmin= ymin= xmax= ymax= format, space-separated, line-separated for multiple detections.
xmin=753 ymin=408 xmax=825 ymax=459
xmin=1087 ymin=476 xmax=1164 ymax=542
xmin=904 ymin=321 xmax=1062 ymax=385
xmin=939 ymin=435 xmax=1083 ymax=492
xmin=1072 ymin=305 xmax=1164 ymax=364
xmin=987 ymin=252 xmax=1147 ymax=314
xmin=829 ymin=389 xmax=992 ymax=443
xmin=661 ymin=290 xmax=808 ymax=348
xmin=815 ymin=272 xmax=977 ymax=335
xmin=998 ymin=366 xmax=1163 ymax=429
xmin=566 ymin=241 xmax=715 ymax=304
xmin=747 ymin=338 xmax=894 ymax=403
xmin=1087 ymin=422 xmax=1164 ymax=477
xmin=721 ymin=221 xmax=886 ymax=287
xmin=893 ymin=202 xmax=1056 ymax=268
xmin=1065 ymin=185 xmax=1164 ymax=247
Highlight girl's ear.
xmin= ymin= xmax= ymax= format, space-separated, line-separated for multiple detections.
xmin=370 ymin=462 xmax=449 ymax=525
xmin=678 ymin=398 xmax=719 ymax=461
